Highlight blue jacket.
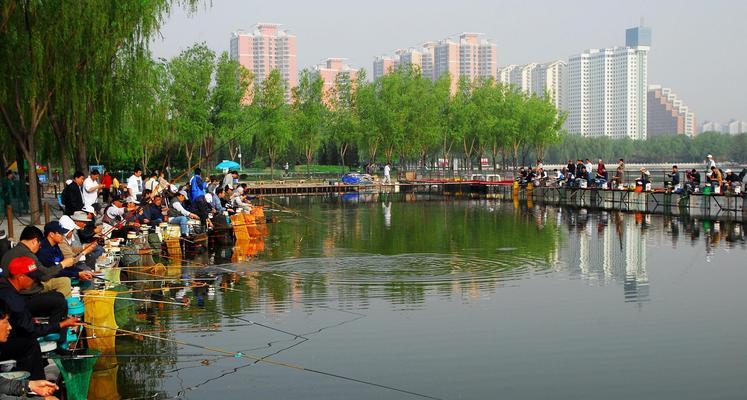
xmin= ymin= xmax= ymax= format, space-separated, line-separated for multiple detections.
xmin=37 ymin=239 xmax=83 ymax=279
xmin=190 ymin=174 xmax=205 ymax=201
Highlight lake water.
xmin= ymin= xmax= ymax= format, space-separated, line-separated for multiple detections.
xmin=106 ymin=194 xmax=747 ymax=400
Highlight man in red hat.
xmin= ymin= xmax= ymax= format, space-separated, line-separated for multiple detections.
xmin=0 ymin=257 xmax=80 ymax=379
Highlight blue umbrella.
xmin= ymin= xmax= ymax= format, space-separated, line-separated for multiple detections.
xmin=215 ymin=160 xmax=240 ymax=170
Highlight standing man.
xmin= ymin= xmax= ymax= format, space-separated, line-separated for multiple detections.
xmin=705 ymin=154 xmax=716 ymax=176
xmin=383 ymin=163 xmax=392 ymax=184
xmin=127 ymin=167 xmax=143 ymax=202
xmin=60 ymin=171 xmax=85 ymax=215
xmin=82 ymin=169 xmax=103 ymax=213
xmin=189 ymin=168 xmax=206 ymax=202
xmin=100 ymin=170 xmax=113 ymax=204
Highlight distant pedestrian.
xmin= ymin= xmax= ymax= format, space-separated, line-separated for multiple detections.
xmin=383 ymin=163 xmax=392 ymax=184
xmin=101 ymin=170 xmax=113 ymax=203
xmin=60 ymin=171 xmax=84 ymax=215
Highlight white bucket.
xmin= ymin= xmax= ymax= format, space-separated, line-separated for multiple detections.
xmin=735 ymin=186 xmax=742 ymax=194
xmin=579 ymin=180 xmax=587 ymax=189
xmin=645 ymin=183 xmax=652 ymax=191
xmin=714 ymin=186 xmax=721 ymax=194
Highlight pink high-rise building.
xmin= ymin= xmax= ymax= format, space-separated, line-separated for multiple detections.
xmin=312 ymin=58 xmax=359 ymax=105
xmin=230 ymin=23 xmax=298 ymax=98
xmin=375 ymin=33 xmax=496 ymax=93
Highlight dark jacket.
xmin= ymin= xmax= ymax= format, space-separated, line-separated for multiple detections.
xmin=61 ymin=181 xmax=83 ymax=215
xmin=36 ymin=239 xmax=80 ymax=279
xmin=0 ymin=279 xmax=60 ymax=338
xmin=78 ymin=220 xmax=98 ymax=244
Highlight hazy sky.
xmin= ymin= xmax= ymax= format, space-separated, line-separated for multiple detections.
xmin=151 ymin=0 xmax=746 ymax=124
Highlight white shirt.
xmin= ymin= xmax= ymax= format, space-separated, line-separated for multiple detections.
xmin=127 ymin=174 xmax=142 ymax=198
xmin=384 ymin=165 xmax=391 ymax=177
xmin=82 ymin=177 xmax=99 ymax=206
xmin=706 ymin=159 xmax=716 ymax=169
xmin=144 ymin=177 xmax=158 ymax=192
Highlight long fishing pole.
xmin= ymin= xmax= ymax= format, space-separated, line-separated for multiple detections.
xmin=85 ymin=323 xmax=445 ymax=400
xmin=80 ymin=294 xmax=188 ymax=307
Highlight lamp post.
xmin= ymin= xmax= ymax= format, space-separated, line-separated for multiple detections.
xmin=237 ymin=145 xmax=242 ymax=171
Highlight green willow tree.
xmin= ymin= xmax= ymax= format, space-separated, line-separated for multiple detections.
xmin=291 ymin=70 xmax=326 ymax=176
xmin=255 ymin=69 xmax=291 ymax=179
xmin=0 ymin=0 xmax=189 ymax=223
xmin=168 ymin=43 xmax=215 ymax=170
xmin=327 ymin=71 xmax=363 ymax=173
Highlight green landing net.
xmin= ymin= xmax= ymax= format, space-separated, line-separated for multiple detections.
xmin=51 ymin=349 xmax=101 ymax=400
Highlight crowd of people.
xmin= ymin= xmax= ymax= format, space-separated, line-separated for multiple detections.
xmin=0 ymin=166 xmax=256 ymax=398
xmin=516 ymin=155 xmax=745 ymax=195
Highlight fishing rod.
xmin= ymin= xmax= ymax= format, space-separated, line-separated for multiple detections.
xmin=85 ymin=323 xmax=445 ymax=400
xmin=80 ymin=294 xmax=188 ymax=307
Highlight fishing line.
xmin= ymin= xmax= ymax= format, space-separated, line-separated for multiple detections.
xmin=93 ymin=321 xmax=444 ymax=400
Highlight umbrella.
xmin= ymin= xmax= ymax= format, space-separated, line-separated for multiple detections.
xmin=215 ymin=160 xmax=240 ymax=170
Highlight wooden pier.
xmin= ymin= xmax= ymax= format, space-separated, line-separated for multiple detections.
xmin=244 ymin=180 xmax=746 ymax=221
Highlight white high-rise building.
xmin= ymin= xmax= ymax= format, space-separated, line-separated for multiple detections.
xmin=531 ymin=61 xmax=567 ymax=111
xmin=567 ymin=26 xmax=651 ymax=139
xmin=498 ymin=61 xmax=567 ymax=111
xmin=728 ymin=119 xmax=747 ymax=134
xmin=699 ymin=121 xmax=724 ymax=133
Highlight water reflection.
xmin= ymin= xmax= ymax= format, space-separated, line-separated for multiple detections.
xmin=103 ymin=195 xmax=746 ymax=399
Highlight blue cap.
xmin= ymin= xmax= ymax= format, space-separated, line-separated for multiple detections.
xmin=43 ymin=221 xmax=70 ymax=236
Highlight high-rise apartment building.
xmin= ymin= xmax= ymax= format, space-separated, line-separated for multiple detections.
xmin=230 ymin=23 xmax=298 ymax=97
xmin=647 ymin=85 xmax=696 ymax=137
xmin=373 ymin=56 xmax=396 ymax=81
xmin=699 ymin=121 xmax=724 ymax=134
xmin=374 ymin=33 xmax=496 ymax=92
xmin=311 ymin=58 xmax=359 ymax=104
xmin=497 ymin=61 xmax=566 ymax=111
xmin=567 ymin=26 xmax=650 ymax=139
xmin=531 ymin=61 xmax=567 ymax=111
xmin=727 ymin=119 xmax=747 ymax=134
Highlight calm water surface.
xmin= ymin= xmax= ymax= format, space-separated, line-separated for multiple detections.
xmin=106 ymin=194 xmax=747 ymax=400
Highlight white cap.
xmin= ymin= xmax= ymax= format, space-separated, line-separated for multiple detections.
xmin=127 ymin=197 xmax=140 ymax=205
xmin=707 ymin=154 xmax=713 ymax=158
xmin=82 ymin=205 xmax=95 ymax=214
xmin=59 ymin=215 xmax=79 ymax=231
xmin=726 ymin=169 xmax=732 ymax=173
xmin=204 ymin=193 xmax=213 ymax=203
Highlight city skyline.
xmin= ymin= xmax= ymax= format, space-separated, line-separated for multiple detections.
xmin=150 ymin=0 xmax=746 ymax=125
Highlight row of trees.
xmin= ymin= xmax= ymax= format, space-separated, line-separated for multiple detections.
xmin=0 ymin=0 xmax=204 ymax=222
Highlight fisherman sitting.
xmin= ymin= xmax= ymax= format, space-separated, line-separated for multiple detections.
xmin=60 ymin=213 xmax=101 ymax=271
xmin=102 ymin=196 xmax=140 ymax=239
xmin=168 ymin=191 xmax=200 ymax=237
xmin=0 ymin=257 xmax=81 ymax=378
xmin=636 ymin=168 xmax=651 ymax=190
xmin=574 ymin=166 xmax=589 ymax=188
xmin=664 ymin=165 xmax=681 ymax=192
xmin=685 ymin=169 xmax=701 ymax=193
xmin=708 ymin=166 xmax=723 ymax=191
xmin=142 ymin=195 xmax=166 ymax=228
xmin=724 ymin=169 xmax=745 ymax=193
xmin=36 ymin=222 xmax=94 ymax=288
xmin=0 ymin=299 xmax=60 ymax=399
xmin=594 ymin=161 xmax=608 ymax=188
xmin=0 ymin=227 xmax=72 ymax=298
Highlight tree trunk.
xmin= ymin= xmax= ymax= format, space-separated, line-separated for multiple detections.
xmin=339 ymin=143 xmax=348 ymax=174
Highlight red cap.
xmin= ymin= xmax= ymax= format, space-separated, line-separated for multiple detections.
xmin=8 ymin=257 xmax=38 ymax=276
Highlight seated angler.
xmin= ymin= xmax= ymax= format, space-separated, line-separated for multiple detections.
xmin=66 ymin=212 xmax=103 ymax=270
xmin=665 ymin=165 xmax=681 ymax=191
xmin=221 ymin=186 xmax=236 ymax=214
xmin=36 ymin=222 xmax=93 ymax=288
xmin=685 ymin=169 xmax=700 ymax=193
xmin=168 ymin=191 xmax=201 ymax=237
xmin=0 ymin=257 xmax=80 ymax=378
xmin=0 ymin=299 xmax=60 ymax=399
xmin=1 ymin=226 xmax=72 ymax=298
xmin=637 ymin=168 xmax=651 ymax=189
xmin=594 ymin=159 xmax=608 ymax=187
xmin=142 ymin=195 xmax=166 ymax=228
xmin=708 ymin=166 xmax=723 ymax=190
xmin=575 ymin=166 xmax=589 ymax=188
